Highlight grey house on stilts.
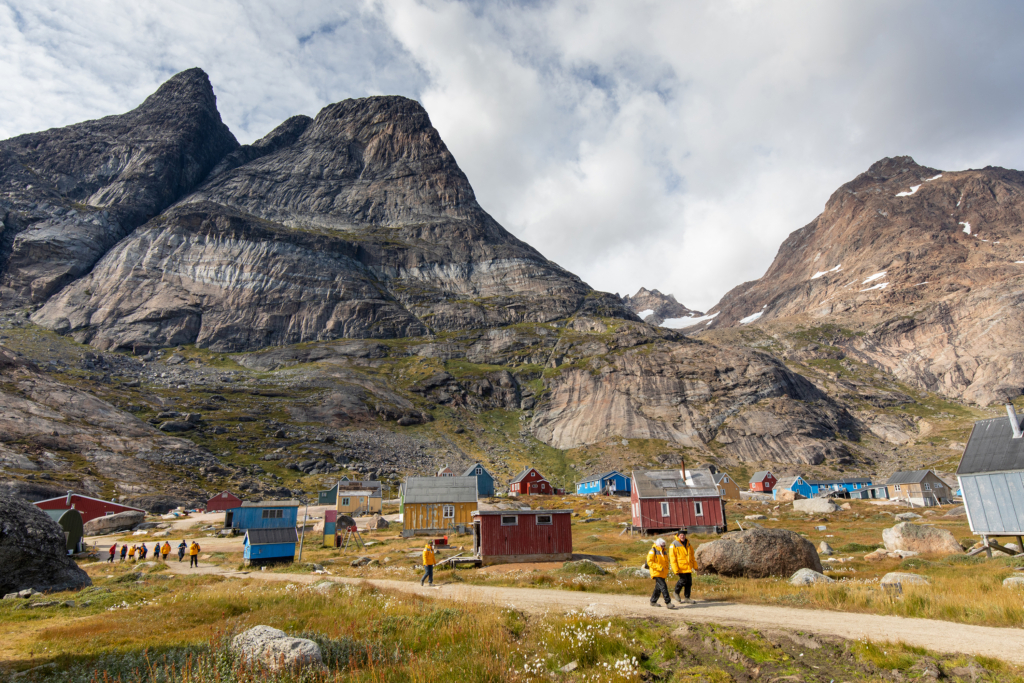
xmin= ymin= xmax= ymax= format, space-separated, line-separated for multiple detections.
xmin=957 ymin=403 xmax=1024 ymax=550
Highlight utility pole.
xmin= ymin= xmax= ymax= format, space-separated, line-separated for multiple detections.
xmin=297 ymin=500 xmax=308 ymax=562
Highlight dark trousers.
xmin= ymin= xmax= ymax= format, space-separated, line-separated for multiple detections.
xmin=190 ymin=555 xmax=198 ymax=567
xmin=674 ymin=573 xmax=692 ymax=599
xmin=107 ymin=553 xmax=115 ymax=563
xmin=650 ymin=577 xmax=670 ymax=604
xmin=421 ymin=565 xmax=434 ymax=585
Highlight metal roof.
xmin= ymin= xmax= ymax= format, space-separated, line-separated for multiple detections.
xmin=245 ymin=527 xmax=298 ymax=545
xmin=958 ymin=414 xmax=1024 ymax=475
xmin=511 ymin=467 xmax=545 ymax=484
xmin=774 ymin=476 xmax=804 ymax=489
xmin=632 ymin=468 xmax=720 ymax=499
xmin=403 ymin=476 xmax=479 ymax=504
xmin=578 ymin=471 xmax=621 ymax=485
xmin=749 ymin=471 xmax=773 ymax=482
xmin=461 ymin=463 xmax=492 ymax=478
xmin=240 ymin=500 xmax=300 ymax=508
xmin=806 ymin=477 xmax=872 ymax=486
xmin=884 ymin=470 xmax=937 ymax=485
xmin=472 ymin=509 xmax=571 ymax=516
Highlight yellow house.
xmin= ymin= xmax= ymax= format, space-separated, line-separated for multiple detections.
xmin=336 ymin=489 xmax=381 ymax=516
xmin=712 ymin=472 xmax=742 ymax=500
xmin=402 ymin=476 xmax=478 ymax=537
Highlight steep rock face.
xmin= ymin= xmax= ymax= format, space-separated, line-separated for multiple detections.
xmin=706 ymin=156 xmax=1024 ymax=404
xmin=36 ymin=87 xmax=625 ymax=350
xmin=621 ymin=287 xmax=703 ymax=326
xmin=0 ymin=489 xmax=91 ymax=594
xmin=531 ymin=337 xmax=855 ymax=464
xmin=0 ymin=68 xmax=238 ymax=303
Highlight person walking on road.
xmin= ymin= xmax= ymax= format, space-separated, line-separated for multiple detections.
xmin=420 ymin=543 xmax=436 ymax=586
xmin=120 ymin=544 xmax=128 ymax=562
xmin=177 ymin=540 xmax=187 ymax=562
xmin=669 ymin=529 xmax=697 ymax=605
xmin=189 ymin=540 xmax=200 ymax=568
xmin=139 ymin=543 xmax=147 ymax=561
xmin=647 ymin=538 xmax=674 ymax=609
xmin=161 ymin=541 xmax=171 ymax=561
xmin=107 ymin=543 xmax=117 ymax=563
xmin=128 ymin=544 xmax=136 ymax=563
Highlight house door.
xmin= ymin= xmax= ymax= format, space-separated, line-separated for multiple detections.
xmin=530 ymin=483 xmax=537 ymax=493
xmin=473 ymin=521 xmax=481 ymax=556
xmin=225 ymin=511 xmax=233 ymax=528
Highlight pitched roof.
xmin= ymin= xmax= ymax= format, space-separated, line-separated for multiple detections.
xmin=807 ymin=477 xmax=872 ymax=486
xmin=511 ymin=467 xmax=545 ymax=484
xmin=884 ymin=470 xmax=934 ymax=485
xmin=403 ymin=476 xmax=478 ymax=504
xmin=461 ymin=463 xmax=492 ymax=478
xmin=246 ymin=527 xmax=298 ymax=545
xmin=33 ymin=493 xmax=145 ymax=512
xmin=958 ymin=414 xmax=1024 ymax=475
xmin=472 ymin=509 xmax=571 ymax=516
xmin=632 ymin=468 xmax=719 ymax=499
xmin=578 ymin=471 xmax=621 ymax=485
xmin=749 ymin=471 xmax=773 ymax=482
xmin=774 ymin=476 xmax=804 ymax=489
xmin=240 ymin=500 xmax=300 ymax=508
xmin=336 ymin=480 xmax=382 ymax=498
xmin=711 ymin=472 xmax=734 ymax=486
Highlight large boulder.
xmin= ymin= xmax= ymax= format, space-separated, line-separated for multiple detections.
xmin=793 ymin=499 xmax=839 ymax=514
xmin=230 ymin=625 xmax=322 ymax=671
xmin=366 ymin=515 xmax=389 ymax=530
xmin=695 ymin=528 xmax=823 ymax=578
xmin=0 ymin=489 xmax=91 ymax=595
xmin=83 ymin=510 xmax=146 ymax=536
xmin=882 ymin=522 xmax=962 ymax=555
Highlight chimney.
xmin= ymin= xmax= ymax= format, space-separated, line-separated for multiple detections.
xmin=66 ymin=490 xmax=72 ymax=507
xmin=680 ymin=456 xmax=686 ymax=484
xmin=1008 ymin=403 xmax=1023 ymax=439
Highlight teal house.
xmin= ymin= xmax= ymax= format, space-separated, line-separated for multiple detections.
xmin=243 ymin=527 xmax=298 ymax=565
xmin=462 ymin=463 xmax=496 ymax=497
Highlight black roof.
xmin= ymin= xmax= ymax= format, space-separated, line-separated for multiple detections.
xmin=958 ymin=414 xmax=1024 ymax=475
xmin=246 ymin=527 xmax=298 ymax=545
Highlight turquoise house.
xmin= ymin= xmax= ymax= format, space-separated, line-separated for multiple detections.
xmin=243 ymin=527 xmax=298 ymax=565
xmin=576 ymin=471 xmax=631 ymax=496
xmin=772 ymin=475 xmax=814 ymax=500
xmin=462 ymin=463 xmax=496 ymax=497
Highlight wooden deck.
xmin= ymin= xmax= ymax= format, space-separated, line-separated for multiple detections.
xmin=435 ymin=553 xmax=483 ymax=569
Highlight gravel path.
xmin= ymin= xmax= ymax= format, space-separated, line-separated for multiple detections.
xmin=162 ymin=562 xmax=1024 ymax=664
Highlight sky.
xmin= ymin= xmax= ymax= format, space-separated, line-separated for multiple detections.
xmin=4 ymin=1 xmax=1024 ymax=310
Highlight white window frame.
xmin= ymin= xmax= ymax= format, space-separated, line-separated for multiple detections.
xmin=537 ymin=514 xmax=553 ymax=525
xmin=694 ymin=501 xmax=704 ymax=517
xmin=341 ymin=497 xmax=350 ymax=507
xmin=476 ymin=467 xmax=483 ymax=475
xmin=894 ymin=484 xmax=901 ymax=491
xmin=923 ymin=483 xmax=931 ymax=491
xmin=934 ymin=483 xmax=943 ymax=489
xmin=660 ymin=502 xmax=670 ymax=517
xmin=501 ymin=515 xmax=518 ymax=526
xmin=261 ymin=509 xmax=283 ymax=519
xmin=443 ymin=505 xmax=455 ymax=519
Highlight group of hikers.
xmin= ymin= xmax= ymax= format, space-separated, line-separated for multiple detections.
xmin=107 ymin=540 xmax=202 ymax=567
xmin=645 ymin=529 xmax=696 ymax=609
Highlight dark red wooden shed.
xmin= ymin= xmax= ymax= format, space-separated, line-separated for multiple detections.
xmin=509 ymin=466 xmax=553 ymax=495
xmin=472 ymin=509 xmax=572 ymax=565
xmin=34 ymin=492 xmax=145 ymax=524
xmin=205 ymin=491 xmax=243 ymax=512
xmin=630 ymin=468 xmax=726 ymax=534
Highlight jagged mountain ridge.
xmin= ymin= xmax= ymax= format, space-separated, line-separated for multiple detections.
xmin=620 ymin=287 xmax=703 ymax=326
xmin=700 ymin=156 xmax=1024 ymax=405
xmin=23 ymin=75 xmax=632 ymax=352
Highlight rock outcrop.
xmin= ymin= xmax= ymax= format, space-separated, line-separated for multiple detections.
xmin=703 ymin=156 xmax=1024 ymax=405
xmin=0 ymin=68 xmax=238 ymax=304
xmin=83 ymin=510 xmax=145 ymax=535
xmin=0 ymin=489 xmax=91 ymax=594
xmin=695 ymin=528 xmax=823 ymax=578
xmin=882 ymin=522 xmax=963 ymax=555
xmin=621 ymin=287 xmax=703 ymax=326
xmin=230 ymin=625 xmax=323 ymax=672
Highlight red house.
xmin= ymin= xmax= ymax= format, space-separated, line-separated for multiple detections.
xmin=630 ymin=467 xmax=726 ymax=534
xmin=205 ymin=491 xmax=242 ymax=512
xmin=34 ymin=492 xmax=145 ymax=524
xmin=471 ymin=509 xmax=572 ymax=564
xmin=509 ymin=467 xmax=552 ymax=495
xmin=748 ymin=471 xmax=777 ymax=493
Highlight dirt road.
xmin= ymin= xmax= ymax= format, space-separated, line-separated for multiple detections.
xmin=161 ymin=562 xmax=1024 ymax=664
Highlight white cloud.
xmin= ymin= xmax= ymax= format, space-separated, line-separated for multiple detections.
xmin=4 ymin=1 xmax=1024 ymax=310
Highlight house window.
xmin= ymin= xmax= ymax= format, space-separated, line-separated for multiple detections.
xmin=261 ymin=509 xmax=283 ymax=519
xmin=476 ymin=467 xmax=483 ymax=475
xmin=341 ymin=498 xmax=350 ymax=507
xmin=501 ymin=515 xmax=518 ymax=525
xmin=894 ymin=484 xmax=901 ymax=491
xmin=222 ymin=492 xmax=229 ymax=498
xmin=537 ymin=515 xmax=553 ymax=525
xmin=934 ymin=483 xmax=943 ymax=489
xmin=443 ymin=505 xmax=455 ymax=519
xmin=660 ymin=502 xmax=670 ymax=517
xmin=694 ymin=501 xmax=704 ymax=517
xmin=923 ymin=483 xmax=931 ymax=491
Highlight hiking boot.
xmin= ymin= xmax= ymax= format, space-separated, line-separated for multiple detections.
xmin=649 ymin=602 xmax=660 ymax=607
xmin=665 ymin=603 xmax=675 ymax=610
xmin=684 ymin=598 xmax=696 ymax=604
xmin=673 ymin=591 xmax=682 ymax=603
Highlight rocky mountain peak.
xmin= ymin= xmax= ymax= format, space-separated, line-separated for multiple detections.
xmin=133 ymin=67 xmax=222 ymax=117
xmin=621 ymin=287 xmax=702 ymax=326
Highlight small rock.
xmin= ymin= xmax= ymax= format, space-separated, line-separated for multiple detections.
xmin=793 ymin=499 xmax=839 ymax=514
xmin=159 ymin=420 xmax=195 ymax=433
xmin=818 ymin=541 xmax=834 ymax=556
xmin=1003 ymin=576 xmax=1024 ymax=588
xmin=231 ymin=625 xmax=322 ymax=672
xmin=894 ymin=512 xmax=921 ymax=521
xmin=28 ymin=601 xmax=59 ymax=608
xmin=840 ymin=503 xmax=852 ymax=511
xmin=943 ymin=505 xmax=967 ymax=518
xmin=559 ymin=661 xmax=578 ymax=673
xmin=745 ymin=514 xmax=768 ymax=520
xmin=790 ymin=568 xmax=834 ymax=586
xmin=880 ymin=572 xmax=929 ymax=587
xmin=351 ymin=556 xmax=372 ymax=567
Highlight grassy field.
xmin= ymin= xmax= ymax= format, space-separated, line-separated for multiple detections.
xmin=3 ymin=561 xmax=1022 ymax=682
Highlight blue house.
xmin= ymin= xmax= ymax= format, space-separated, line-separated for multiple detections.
xmin=243 ymin=527 xmax=298 ymax=565
xmin=224 ymin=500 xmax=300 ymax=531
xmin=808 ymin=477 xmax=872 ymax=496
xmin=772 ymin=475 xmax=814 ymax=500
xmin=462 ymin=463 xmax=496 ymax=497
xmin=576 ymin=471 xmax=631 ymax=496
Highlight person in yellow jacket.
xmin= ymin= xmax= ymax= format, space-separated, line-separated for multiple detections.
xmin=646 ymin=538 xmax=674 ymax=609
xmin=669 ymin=529 xmax=697 ymax=605
xmin=421 ymin=543 xmax=436 ymax=586
xmin=128 ymin=544 xmax=136 ymax=562
xmin=189 ymin=541 xmax=200 ymax=568
xmin=161 ymin=541 xmax=171 ymax=561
